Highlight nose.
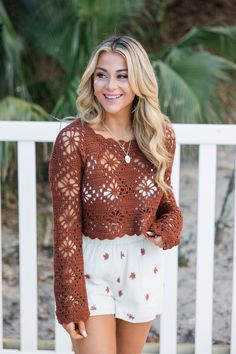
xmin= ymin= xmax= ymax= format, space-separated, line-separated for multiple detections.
xmin=106 ymin=76 xmax=117 ymax=91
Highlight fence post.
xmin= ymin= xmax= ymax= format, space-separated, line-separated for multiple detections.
xmin=18 ymin=141 xmax=38 ymax=351
xmin=195 ymin=144 xmax=216 ymax=354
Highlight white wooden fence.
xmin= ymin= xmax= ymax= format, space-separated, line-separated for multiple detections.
xmin=0 ymin=121 xmax=236 ymax=354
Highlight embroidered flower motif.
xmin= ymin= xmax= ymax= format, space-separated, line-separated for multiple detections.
xmin=103 ymin=252 xmax=109 ymax=260
xmin=105 ymin=286 xmax=110 ymax=293
xmin=63 ymin=267 xmax=76 ymax=284
xmin=118 ymin=290 xmax=123 ymax=297
xmin=129 ymin=272 xmax=136 ymax=280
xmin=136 ymin=176 xmax=157 ymax=198
xmin=59 ymin=205 xmax=77 ymax=229
xmin=57 ymin=173 xmax=79 ymax=197
xmin=101 ymin=151 xmax=120 ymax=172
xmin=85 ymin=274 xmax=91 ymax=279
xmin=117 ymin=277 xmax=121 ymax=283
xmin=120 ymin=251 xmax=125 ymax=259
xmin=127 ymin=314 xmax=135 ymax=320
xmin=140 ymin=248 xmax=146 ymax=256
xmin=153 ymin=266 xmax=158 ymax=274
xmin=61 ymin=130 xmax=80 ymax=155
xmin=59 ymin=237 xmax=76 ymax=258
xmin=145 ymin=293 xmax=150 ymax=301
xmin=103 ymin=179 xmax=119 ymax=201
xmin=90 ymin=305 xmax=97 ymax=311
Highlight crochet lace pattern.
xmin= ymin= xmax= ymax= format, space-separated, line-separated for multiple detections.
xmin=48 ymin=117 xmax=183 ymax=324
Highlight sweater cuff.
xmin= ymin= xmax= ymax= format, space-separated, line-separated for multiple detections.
xmin=56 ymin=307 xmax=90 ymax=325
xmin=148 ymin=222 xmax=181 ymax=250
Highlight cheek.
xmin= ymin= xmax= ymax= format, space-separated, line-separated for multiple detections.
xmin=93 ymin=79 xmax=104 ymax=92
xmin=124 ymin=83 xmax=135 ymax=96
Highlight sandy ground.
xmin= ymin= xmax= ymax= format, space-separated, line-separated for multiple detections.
xmin=2 ymin=145 xmax=235 ymax=345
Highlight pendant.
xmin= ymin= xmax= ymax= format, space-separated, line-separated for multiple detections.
xmin=125 ymin=155 xmax=131 ymax=163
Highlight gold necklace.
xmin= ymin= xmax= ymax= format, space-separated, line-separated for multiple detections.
xmin=101 ymin=121 xmax=133 ymax=163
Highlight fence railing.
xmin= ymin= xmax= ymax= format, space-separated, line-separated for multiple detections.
xmin=0 ymin=121 xmax=236 ymax=354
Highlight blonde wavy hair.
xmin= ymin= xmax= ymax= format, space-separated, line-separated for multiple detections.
xmin=76 ymin=35 xmax=175 ymax=196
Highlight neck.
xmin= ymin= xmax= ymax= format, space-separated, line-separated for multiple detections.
xmin=102 ymin=114 xmax=133 ymax=133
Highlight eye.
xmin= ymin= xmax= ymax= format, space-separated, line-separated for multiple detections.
xmin=118 ymin=75 xmax=128 ymax=79
xmin=96 ymin=72 xmax=107 ymax=79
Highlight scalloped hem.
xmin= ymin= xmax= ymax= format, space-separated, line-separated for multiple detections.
xmin=82 ymin=233 xmax=147 ymax=245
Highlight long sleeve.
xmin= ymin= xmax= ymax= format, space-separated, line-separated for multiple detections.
xmin=148 ymin=126 xmax=183 ymax=250
xmin=48 ymin=128 xmax=90 ymax=324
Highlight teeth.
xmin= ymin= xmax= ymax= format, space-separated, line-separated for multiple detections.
xmin=104 ymin=94 xmax=122 ymax=99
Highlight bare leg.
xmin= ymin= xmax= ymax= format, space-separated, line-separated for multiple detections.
xmin=71 ymin=315 xmax=116 ymax=354
xmin=116 ymin=318 xmax=152 ymax=354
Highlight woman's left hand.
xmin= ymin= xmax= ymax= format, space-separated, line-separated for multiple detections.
xmin=145 ymin=231 xmax=164 ymax=248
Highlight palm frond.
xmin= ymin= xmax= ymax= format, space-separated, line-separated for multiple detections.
xmin=0 ymin=96 xmax=50 ymax=121
xmin=153 ymin=50 xmax=236 ymax=123
xmin=17 ymin=0 xmax=144 ymax=77
xmin=0 ymin=1 xmax=30 ymax=98
xmin=13 ymin=0 xmax=144 ymax=116
xmin=177 ymin=26 xmax=236 ymax=62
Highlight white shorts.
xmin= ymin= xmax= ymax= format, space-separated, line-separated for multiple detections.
xmin=82 ymin=233 xmax=164 ymax=323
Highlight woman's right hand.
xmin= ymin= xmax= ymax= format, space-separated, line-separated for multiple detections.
xmin=62 ymin=321 xmax=88 ymax=340
xmin=145 ymin=231 xmax=164 ymax=248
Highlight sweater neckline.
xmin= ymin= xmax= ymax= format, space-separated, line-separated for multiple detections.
xmin=83 ymin=121 xmax=136 ymax=145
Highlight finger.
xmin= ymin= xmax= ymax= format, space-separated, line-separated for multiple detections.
xmin=70 ymin=330 xmax=84 ymax=341
xmin=146 ymin=231 xmax=155 ymax=237
xmin=78 ymin=321 xmax=88 ymax=338
xmin=146 ymin=235 xmax=163 ymax=248
xmin=71 ymin=324 xmax=84 ymax=340
xmin=155 ymin=238 xmax=164 ymax=248
xmin=63 ymin=323 xmax=84 ymax=340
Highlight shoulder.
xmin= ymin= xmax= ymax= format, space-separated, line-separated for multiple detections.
xmin=54 ymin=117 xmax=85 ymax=147
xmin=52 ymin=117 xmax=87 ymax=158
xmin=55 ymin=116 xmax=84 ymax=139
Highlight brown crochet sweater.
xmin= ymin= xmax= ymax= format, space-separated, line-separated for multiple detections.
xmin=48 ymin=117 xmax=183 ymax=324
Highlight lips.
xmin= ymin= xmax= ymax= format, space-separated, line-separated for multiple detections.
xmin=103 ymin=94 xmax=123 ymax=100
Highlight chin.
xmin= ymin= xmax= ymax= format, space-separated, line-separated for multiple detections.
xmin=102 ymin=107 xmax=123 ymax=114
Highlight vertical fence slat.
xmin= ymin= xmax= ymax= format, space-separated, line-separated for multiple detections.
xmin=160 ymin=144 xmax=181 ymax=354
xmin=55 ymin=320 xmax=72 ymax=352
xmin=230 ymin=154 xmax=236 ymax=354
xmin=18 ymin=142 xmax=37 ymax=351
xmin=195 ymin=144 xmax=216 ymax=354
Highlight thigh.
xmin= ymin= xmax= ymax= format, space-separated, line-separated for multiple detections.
xmin=116 ymin=318 xmax=152 ymax=354
xmin=71 ymin=315 xmax=116 ymax=354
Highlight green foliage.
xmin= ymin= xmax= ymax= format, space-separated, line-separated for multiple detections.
xmin=177 ymin=26 xmax=236 ymax=62
xmin=14 ymin=0 xmax=144 ymax=116
xmin=1 ymin=1 xmax=236 ymax=122
xmin=154 ymin=50 xmax=236 ymax=123
xmin=0 ymin=1 xmax=30 ymax=98
xmin=0 ymin=96 xmax=50 ymax=121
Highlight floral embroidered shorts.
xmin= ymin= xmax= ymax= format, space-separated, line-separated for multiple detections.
xmin=82 ymin=233 xmax=164 ymax=323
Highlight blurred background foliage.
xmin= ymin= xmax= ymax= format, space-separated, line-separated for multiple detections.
xmin=1 ymin=0 xmax=236 ymax=204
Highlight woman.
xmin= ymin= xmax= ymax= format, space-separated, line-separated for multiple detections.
xmin=49 ymin=35 xmax=183 ymax=354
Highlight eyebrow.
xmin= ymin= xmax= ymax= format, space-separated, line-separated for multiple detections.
xmin=95 ymin=67 xmax=128 ymax=73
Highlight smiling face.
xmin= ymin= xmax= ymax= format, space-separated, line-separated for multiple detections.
xmin=93 ymin=51 xmax=136 ymax=119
